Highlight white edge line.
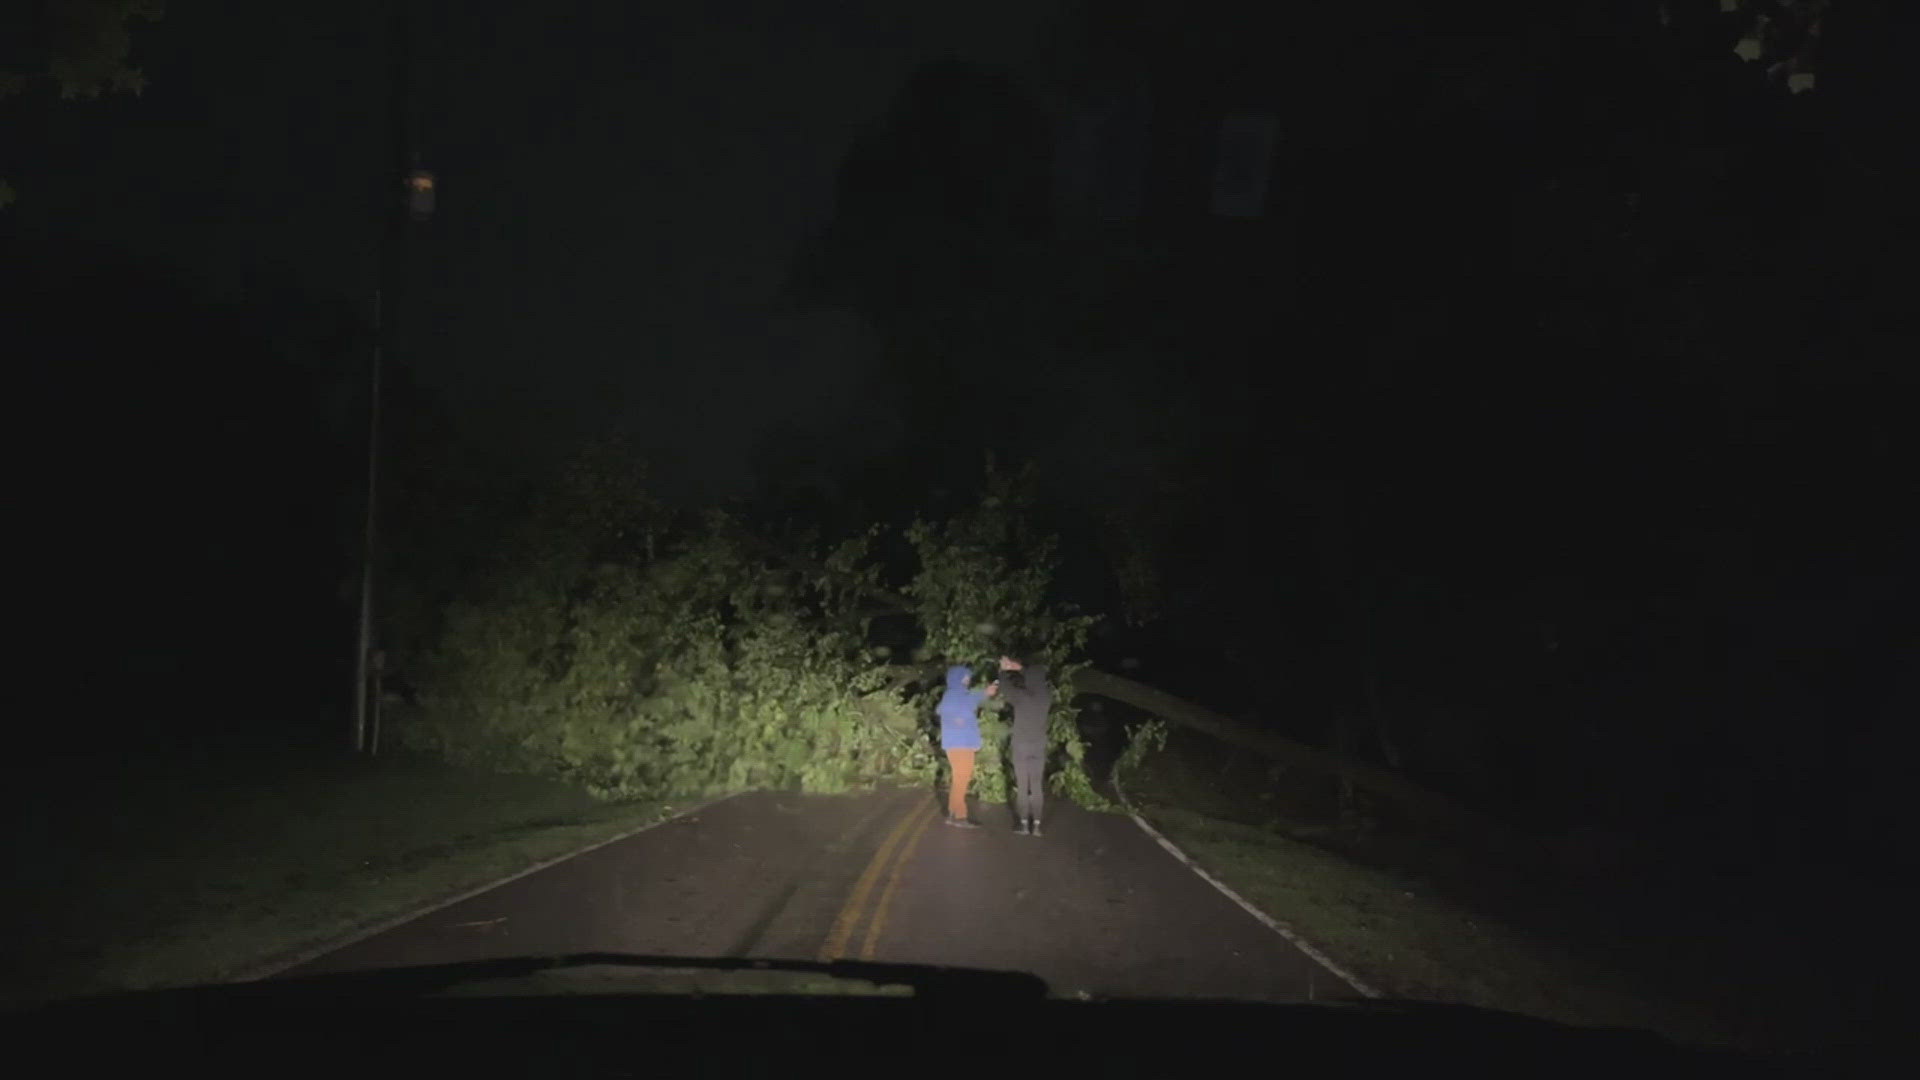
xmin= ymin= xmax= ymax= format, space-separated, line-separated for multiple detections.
xmin=227 ymin=790 xmax=748 ymax=984
xmin=1113 ymin=768 xmax=1381 ymax=999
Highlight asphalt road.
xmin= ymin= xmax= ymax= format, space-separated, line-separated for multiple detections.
xmin=275 ymin=786 xmax=1349 ymax=1002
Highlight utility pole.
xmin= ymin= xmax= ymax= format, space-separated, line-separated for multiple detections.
xmin=351 ymin=286 xmax=385 ymax=755
xmin=353 ymin=0 xmax=423 ymax=755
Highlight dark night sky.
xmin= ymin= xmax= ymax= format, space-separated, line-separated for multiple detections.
xmin=7 ymin=1 xmax=1071 ymax=499
xmin=8 ymin=4 xmax=1920 ymax=1037
xmin=6 ymin=1 xmax=1913 ymax=797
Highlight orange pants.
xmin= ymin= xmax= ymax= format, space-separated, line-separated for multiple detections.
xmin=945 ymin=748 xmax=975 ymax=819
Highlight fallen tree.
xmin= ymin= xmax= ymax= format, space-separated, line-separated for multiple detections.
xmin=743 ymin=476 xmax=1532 ymax=854
xmin=1066 ymin=668 xmax=1530 ymax=854
xmin=874 ymin=659 xmax=1531 ymax=856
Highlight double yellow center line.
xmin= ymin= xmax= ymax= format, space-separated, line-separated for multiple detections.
xmin=816 ymin=798 xmax=938 ymax=962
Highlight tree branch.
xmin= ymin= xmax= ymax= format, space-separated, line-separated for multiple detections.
xmin=724 ymin=522 xmax=915 ymax=612
xmin=743 ymin=521 xmax=1527 ymax=855
xmin=1072 ymin=668 xmax=1532 ymax=854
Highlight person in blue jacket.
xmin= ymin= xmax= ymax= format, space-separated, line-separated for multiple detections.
xmin=937 ymin=664 xmax=997 ymax=827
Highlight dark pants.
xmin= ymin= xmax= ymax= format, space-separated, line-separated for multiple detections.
xmin=1013 ymin=748 xmax=1045 ymax=822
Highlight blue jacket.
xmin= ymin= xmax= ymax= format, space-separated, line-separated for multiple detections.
xmin=936 ymin=665 xmax=987 ymax=750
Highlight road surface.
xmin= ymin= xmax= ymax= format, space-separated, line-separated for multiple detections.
xmin=275 ymin=786 xmax=1350 ymax=1002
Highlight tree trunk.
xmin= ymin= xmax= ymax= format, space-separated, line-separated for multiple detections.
xmin=1334 ymin=709 xmax=1361 ymax=832
xmin=1068 ymin=668 xmax=1524 ymax=853
xmin=890 ymin=658 xmax=1534 ymax=857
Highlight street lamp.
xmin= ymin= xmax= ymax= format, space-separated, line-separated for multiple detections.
xmin=407 ymin=155 xmax=436 ymax=222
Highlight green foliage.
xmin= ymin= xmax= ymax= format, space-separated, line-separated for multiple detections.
xmin=2 ymin=1 xmax=164 ymax=208
xmin=902 ymin=460 xmax=1108 ymax=810
xmin=391 ymin=438 xmax=937 ymax=800
xmin=0 ymin=1 xmax=160 ymax=102
xmin=902 ymin=461 xmax=1093 ymax=663
xmin=1046 ymin=683 xmax=1111 ymax=811
xmin=1115 ymin=717 xmax=1169 ymax=787
xmin=390 ymin=441 xmax=1108 ymax=813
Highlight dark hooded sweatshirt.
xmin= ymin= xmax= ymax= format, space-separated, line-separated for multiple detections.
xmin=1000 ymin=664 xmax=1051 ymax=756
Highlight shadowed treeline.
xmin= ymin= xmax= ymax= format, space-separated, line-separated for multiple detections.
xmin=771 ymin=0 xmax=1915 ymax=886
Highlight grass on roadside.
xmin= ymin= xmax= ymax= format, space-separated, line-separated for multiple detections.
xmin=1114 ymin=723 xmax=1872 ymax=1058
xmin=2 ymin=746 xmax=706 ymax=1007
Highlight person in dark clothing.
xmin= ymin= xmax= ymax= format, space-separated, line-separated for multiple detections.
xmin=997 ymin=654 xmax=1051 ymax=836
